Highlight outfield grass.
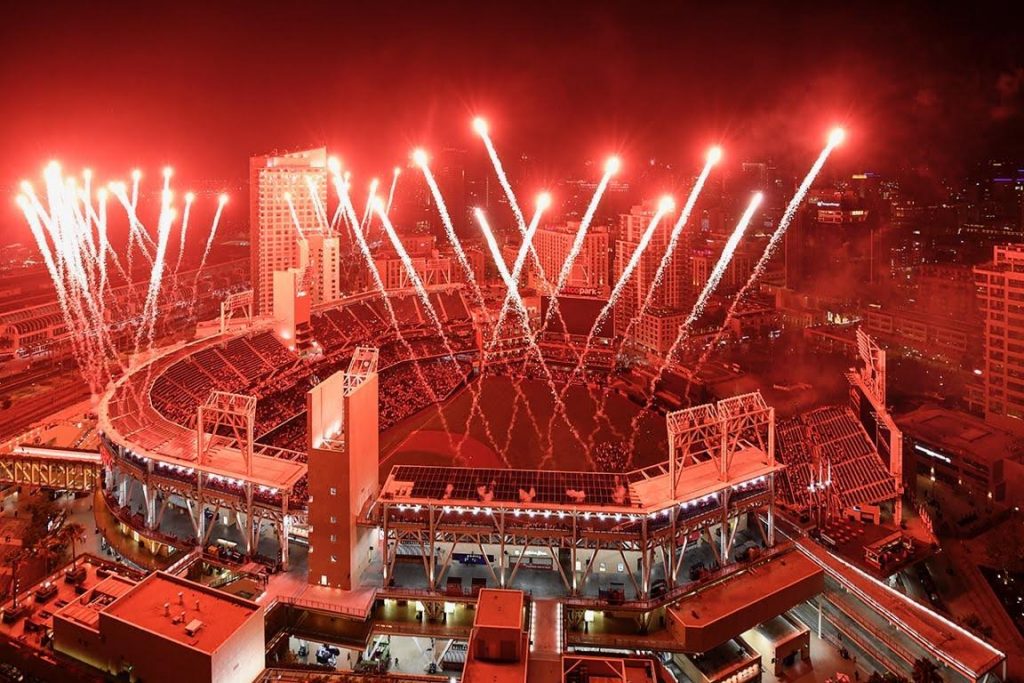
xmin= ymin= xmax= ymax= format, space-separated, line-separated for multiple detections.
xmin=381 ymin=376 xmax=667 ymax=472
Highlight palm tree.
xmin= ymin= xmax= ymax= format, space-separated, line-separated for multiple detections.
xmin=912 ymin=658 xmax=942 ymax=683
xmin=2 ymin=547 xmax=28 ymax=610
xmin=59 ymin=522 xmax=88 ymax=568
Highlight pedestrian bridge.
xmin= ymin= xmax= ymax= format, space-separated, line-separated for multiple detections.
xmin=0 ymin=445 xmax=101 ymax=491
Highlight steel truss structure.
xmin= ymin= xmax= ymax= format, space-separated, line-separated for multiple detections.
xmin=220 ymin=289 xmax=254 ymax=333
xmin=0 ymin=447 xmax=101 ymax=491
xmin=197 ymin=391 xmax=257 ymax=476
xmin=101 ymin=446 xmax=299 ymax=568
xmin=369 ymin=391 xmax=782 ymax=616
xmin=345 ymin=347 xmax=379 ymax=392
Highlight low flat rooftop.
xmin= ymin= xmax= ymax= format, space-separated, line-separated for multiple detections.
xmin=897 ymin=403 xmax=1023 ymax=465
xmin=796 ymin=536 xmax=1005 ymax=680
xmin=669 ymin=547 xmax=824 ymax=652
xmin=474 ymin=589 xmax=524 ymax=630
xmin=0 ymin=556 xmax=144 ymax=649
xmin=102 ymin=571 xmax=260 ymax=655
xmin=55 ymin=574 xmax=136 ymax=631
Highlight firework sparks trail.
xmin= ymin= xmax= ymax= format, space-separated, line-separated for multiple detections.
xmin=283 ymin=193 xmax=305 ymax=240
xmin=187 ymin=194 xmax=228 ymax=322
xmin=95 ymin=188 xmax=111 ymax=296
xmin=130 ymin=169 xmax=140 ymax=212
xmin=305 ymin=176 xmax=331 ymax=234
xmin=327 ymin=157 xmax=347 ymax=234
xmin=481 ymin=193 xmax=551 ymax=457
xmin=489 ymin=192 xmax=551 ymax=344
xmin=386 ymin=167 xmax=400 ymax=215
xmin=626 ymin=192 xmax=764 ymax=461
xmin=473 ymin=118 xmax=549 ymax=285
xmin=415 ymin=145 xmax=546 ymax=459
xmin=539 ymin=156 xmax=620 ymax=334
xmin=551 ymin=196 xmax=674 ymax=453
xmin=376 ymin=201 xmax=507 ymax=463
xmin=361 ymin=178 xmax=380 ymax=231
xmin=173 ymin=192 xmax=195 ymax=275
xmin=687 ymin=130 xmax=845 ymax=391
xmin=333 ymin=176 xmax=463 ymax=457
xmin=414 ymin=150 xmax=486 ymax=311
xmin=474 ymin=207 xmax=589 ymax=461
xmin=133 ymin=188 xmax=176 ymax=352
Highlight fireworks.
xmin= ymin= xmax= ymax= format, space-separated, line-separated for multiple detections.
xmin=473 ymin=117 xmax=547 ymax=283
xmin=539 ymin=155 xmax=620 ymax=333
xmin=386 ymin=166 xmax=401 ymax=215
xmin=16 ymin=164 xmax=227 ymax=394
xmin=625 ymin=191 xmax=764 ymax=452
xmin=688 ymin=128 xmax=845 ymax=385
xmin=414 ymin=148 xmax=484 ymax=308
xmin=14 ymin=117 xmax=849 ymax=471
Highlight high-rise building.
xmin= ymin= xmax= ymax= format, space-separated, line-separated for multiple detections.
xmin=784 ymin=188 xmax=878 ymax=298
xmin=974 ymin=244 xmax=1024 ymax=434
xmin=249 ymin=147 xmax=328 ymax=316
xmin=532 ymin=222 xmax=609 ymax=294
xmin=613 ymin=201 xmax=688 ymax=336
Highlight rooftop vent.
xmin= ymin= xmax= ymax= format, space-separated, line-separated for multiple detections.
xmin=185 ymin=619 xmax=204 ymax=637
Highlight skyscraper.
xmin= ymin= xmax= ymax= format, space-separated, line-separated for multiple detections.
xmin=532 ymin=222 xmax=610 ymax=293
xmin=249 ymin=147 xmax=328 ymax=315
xmin=974 ymin=244 xmax=1024 ymax=434
xmin=613 ymin=201 xmax=688 ymax=335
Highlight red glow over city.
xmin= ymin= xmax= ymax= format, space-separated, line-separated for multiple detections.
xmin=0 ymin=4 xmax=1021 ymax=683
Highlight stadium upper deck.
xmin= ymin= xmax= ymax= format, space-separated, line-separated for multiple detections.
xmin=99 ymin=331 xmax=307 ymax=491
xmin=380 ymin=446 xmax=780 ymax=516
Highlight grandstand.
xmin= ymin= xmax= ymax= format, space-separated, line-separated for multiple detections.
xmin=775 ymin=405 xmax=896 ymax=514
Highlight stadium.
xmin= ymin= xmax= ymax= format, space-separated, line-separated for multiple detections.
xmin=0 ymin=128 xmax=1010 ymax=683
xmin=73 ymin=276 xmax=1004 ymax=683
xmin=95 ymin=286 xmax=676 ymax=567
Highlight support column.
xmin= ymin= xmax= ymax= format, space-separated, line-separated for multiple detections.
xmin=117 ymin=476 xmax=128 ymax=507
xmin=720 ymin=491 xmax=730 ymax=564
xmin=280 ymin=493 xmax=290 ymax=570
xmin=143 ymin=483 xmax=157 ymax=530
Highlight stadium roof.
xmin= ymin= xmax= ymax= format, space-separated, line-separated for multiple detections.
xmin=381 ymin=446 xmax=779 ymax=514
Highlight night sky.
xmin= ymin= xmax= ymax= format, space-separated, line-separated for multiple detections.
xmin=1 ymin=1 xmax=1022 ymax=232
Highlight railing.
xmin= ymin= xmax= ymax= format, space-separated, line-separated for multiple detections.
xmin=562 ymin=541 xmax=794 ymax=612
xmin=270 ymin=593 xmax=373 ymax=619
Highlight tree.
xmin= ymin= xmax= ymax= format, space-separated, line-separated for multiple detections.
xmin=58 ymin=522 xmax=88 ymax=568
xmin=23 ymin=495 xmax=59 ymax=549
xmin=2 ymin=547 xmax=29 ymax=609
xmin=912 ymin=658 xmax=942 ymax=683
xmin=985 ymin=521 xmax=1024 ymax=573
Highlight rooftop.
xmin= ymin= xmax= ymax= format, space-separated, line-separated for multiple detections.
xmin=102 ymin=571 xmax=261 ymax=654
xmin=473 ymin=589 xmax=524 ymax=630
xmin=897 ymin=403 xmax=1024 ymax=465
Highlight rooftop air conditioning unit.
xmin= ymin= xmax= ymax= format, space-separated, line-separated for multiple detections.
xmin=185 ymin=619 xmax=204 ymax=637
